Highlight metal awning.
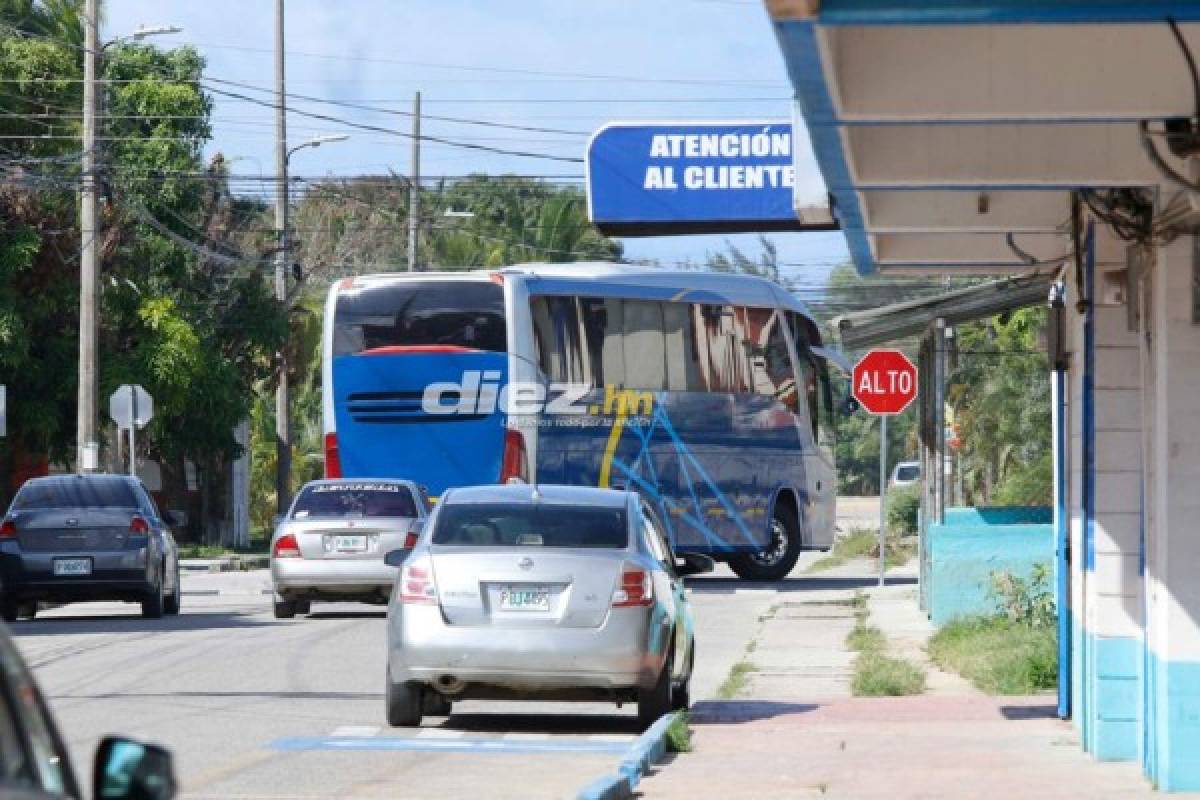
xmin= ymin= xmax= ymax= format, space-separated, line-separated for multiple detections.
xmin=831 ymin=274 xmax=1057 ymax=350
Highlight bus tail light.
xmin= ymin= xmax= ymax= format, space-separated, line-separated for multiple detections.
xmin=273 ymin=534 xmax=301 ymax=559
xmin=612 ymin=566 xmax=653 ymax=608
xmin=499 ymin=429 xmax=528 ymax=484
xmin=399 ymin=556 xmax=438 ymax=604
xmin=324 ymin=433 xmax=342 ymax=478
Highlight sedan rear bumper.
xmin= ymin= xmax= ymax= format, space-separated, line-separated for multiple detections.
xmin=0 ymin=552 xmax=152 ymax=602
xmin=272 ymin=557 xmax=396 ymax=596
xmin=388 ymin=604 xmax=667 ymax=693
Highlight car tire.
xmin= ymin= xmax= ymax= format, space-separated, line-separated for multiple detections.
xmin=673 ymin=644 xmax=694 ymax=712
xmin=141 ymin=573 xmax=165 ymax=619
xmin=164 ymin=565 xmax=182 ymax=616
xmin=638 ymin=647 xmax=674 ymax=731
xmin=422 ymin=692 xmax=453 ymax=717
xmin=17 ymin=602 xmax=36 ymax=621
xmin=728 ymin=502 xmax=803 ymax=581
xmin=273 ymin=599 xmax=296 ymax=619
xmin=1 ymin=599 xmax=21 ymax=623
xmin=294 ymin=599 xmax=311 ymax=616
xmin=386 ymin=674 xmax=423 ymax=727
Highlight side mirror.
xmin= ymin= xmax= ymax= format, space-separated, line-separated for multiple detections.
xmin=165 ymin=510 xmax=187 ymax=529
xmin=383 ymin=548 xmax=412 ymax=568
xmin=842 ymin=396 xmax=860 ymax=415
xmin=676 ymin=553 xmax=715 ymax=577
xmin=94 ymin=736 xmax=177 ymax=800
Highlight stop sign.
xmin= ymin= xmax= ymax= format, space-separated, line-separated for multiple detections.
xmin=852 ymin=349 xmax=918 ymax=415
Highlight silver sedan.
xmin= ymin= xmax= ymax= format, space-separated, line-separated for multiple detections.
xmin=383 ymin=483 xmax=711 ymax=730
xmin=270 ymin=479 xmax=429 ymax=618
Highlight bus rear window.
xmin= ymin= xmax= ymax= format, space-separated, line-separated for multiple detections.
xmin=333 ymin=281 xmax=506 ymax=356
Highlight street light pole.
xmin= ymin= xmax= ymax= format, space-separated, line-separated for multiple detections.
xmin=273 ymin=0 xmax=291 ymax=514
xmin=407 ymin=91 xmax=420 ymax=272
xmin=78 ymin=0 xmax=98 ymax=473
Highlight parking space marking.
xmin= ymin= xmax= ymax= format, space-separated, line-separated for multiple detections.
xmin=270 ymin=736 xmax=629 ymax=755
xmin=330 ymin=726 xmax=380 ymax=738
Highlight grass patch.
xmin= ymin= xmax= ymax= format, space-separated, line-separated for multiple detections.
xmin=807 ymin=528 xmax=916 ymax=573
xmin=665 ymin=713 xmax=692 ymax=752
xmin=177 ymin=539 xmax=269 ymax=560
xmin=853 ymin=651 xmax=928 ymax=696
xmin=717 ymin=660 xmax=757 ymax=699
xmin=846 ymin=624 xmax=885 ymax=653
xmin=928 ymin=615 xmax=1057 ymax=694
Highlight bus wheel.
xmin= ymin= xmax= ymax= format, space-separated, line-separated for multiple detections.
xmin=729 ymin=503 xmax=802 ymax=581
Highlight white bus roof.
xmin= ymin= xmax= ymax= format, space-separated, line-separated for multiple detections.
xmin=336 ymin=262 xmax=817 ymax=321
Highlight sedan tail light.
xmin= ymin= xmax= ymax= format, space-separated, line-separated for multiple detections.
xmin=403 ymin=530 xmax=419 ymax=549
xmin=129 ymin=515 xmax=150 ymax=534
xmin=0 ymin=519 xmax=15 ymax=538
xmin=398 ymin=556 xmax=438 ymax=605
xmin=273 ymin=533 xmax=301 ymax=559
xmin=612 ymin=566 xmax=653 ymax=608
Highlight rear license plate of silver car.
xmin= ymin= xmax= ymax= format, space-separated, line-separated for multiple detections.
xmin=53 ymin=558 xmax=92 ymax=576
xmin=331 ymin=535 xmax=367 ymax=552
xmin=498 ymin=586 xmax=550 ymax=611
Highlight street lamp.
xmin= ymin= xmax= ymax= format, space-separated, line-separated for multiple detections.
xmin=274 ymin=133 xmax=350 ymax=511
xmin=78 ymin=1 xmax=182 ymax=473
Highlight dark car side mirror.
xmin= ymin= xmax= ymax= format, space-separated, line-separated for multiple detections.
xmin=94 ymin=736 xmax=177 ymax=800
xmin=676 ymin=553 xmax=716 ymax=577
xmin=164 ymin=510 xmax=187 ymax=529
xmin=383 ymin=548 xmax=412 ymax=568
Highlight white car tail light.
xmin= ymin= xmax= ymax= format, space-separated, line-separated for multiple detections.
xmin=273 ymin=533 xmax=301 ymax=559
xmin=612 ymin=566 xmax=653 ymax=608
xmin=399 ymin=556 xmax=438 ymax=605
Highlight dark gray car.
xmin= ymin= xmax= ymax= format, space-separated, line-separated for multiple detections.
xmin=0 ymin=475 xmax=182 ymax=621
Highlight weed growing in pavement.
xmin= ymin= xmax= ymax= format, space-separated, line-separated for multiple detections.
xmin=847 ymin=592 xmax=926 ymax=697
xmin=717 ymin=660 xmax=757 ymax=699
xmin=665 ymin=713 xmax=692 ymax=752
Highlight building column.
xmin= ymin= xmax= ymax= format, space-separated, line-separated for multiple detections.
xmin=1143 ymin=234 xmax=1200 ymax=790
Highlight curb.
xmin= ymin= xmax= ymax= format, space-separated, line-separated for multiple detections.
xmin=180 ymin=555 xmax=269 ymax=573
xmin=576 ymin=712 xmax=680 ymax=800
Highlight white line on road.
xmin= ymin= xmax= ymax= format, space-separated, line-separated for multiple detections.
xmin=416 ymin=728 xmax=465 ymax=739
xmin=330 ymin=726 xmax=379 ymax=738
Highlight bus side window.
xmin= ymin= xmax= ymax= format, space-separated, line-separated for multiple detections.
xmin=788 ymin=312 xmax=820 ymax=443
xmin=531 ymin=296 xmax=588 ymax=385
xmin=746 ymin=308 xmax=797 ymax=410
xmin=816 ymin=358 xmax=836 ymax=455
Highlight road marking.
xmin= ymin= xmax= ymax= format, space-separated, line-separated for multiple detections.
xmin=588 ymin=734 xmax=635 ymax=743
xmin=502 ymin=732 xmax=549 ymax=741
xmin=270 ymin=736 xmax=628 ymax=755
xmin=330 ymin=726 xmax=379 ymax=738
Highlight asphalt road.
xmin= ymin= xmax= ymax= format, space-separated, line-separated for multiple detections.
xmin=8 ymin=559 xmax=820 ymax=800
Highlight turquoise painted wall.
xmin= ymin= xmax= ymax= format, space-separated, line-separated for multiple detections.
xmin=1148 ymin=651 xmax=1200 ymax=791
xmin=927 ymin=515 xmax=1054 ymax=627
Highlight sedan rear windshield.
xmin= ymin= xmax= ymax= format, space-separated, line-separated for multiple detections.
xmin=333 ymin=281 xmax=506 ymax=356
xmin=433 ymin=503 xmax=627 ymax=549
xmin=291 ymin=483 xmax=417 ymax=519
xmin=13 ymin=478 xmax=138 ymax=509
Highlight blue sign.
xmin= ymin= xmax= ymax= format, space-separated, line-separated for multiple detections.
xmin=586 ymin=122 xmax=834 ymax=236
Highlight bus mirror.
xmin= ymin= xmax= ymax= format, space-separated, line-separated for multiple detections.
xmin=842 ymin=396 xmax=860 ymax=415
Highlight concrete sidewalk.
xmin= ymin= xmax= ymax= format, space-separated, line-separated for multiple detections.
xmin=637 ymin=559 xmax=1168 ymax=799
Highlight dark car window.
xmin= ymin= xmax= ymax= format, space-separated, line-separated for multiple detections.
xmin=12 ymin=478 xmax=138 ymax=510
xmin=291 ymin=483 xmax=418 ymax=519
xmin=895 ymin=465 xmax=920 ymax=482
xmin=433 ymin=503 xmax=627 ymax=549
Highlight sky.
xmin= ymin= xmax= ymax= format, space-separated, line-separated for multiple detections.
xmin=103 ymin=0 xmax=848 ymax=287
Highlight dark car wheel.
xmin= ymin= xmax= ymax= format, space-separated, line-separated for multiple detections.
xmin=673 ymin=644 xmax=694 ymax=711
xmin=141 ymin=572 xmax=164 ymax=619
xmin=163 ymin=565 xmax=181 ymax=616
xmin=17 ymin=602 xmax=36 ymax=621
xmin=386 ymin=673 xmax=423 ymax=727
xmin=1 ymin=599 xmax=20 ymax=623
xmin=728 ymin=502 xmax=803 ymax=581
xmin=294 ymin=599 xmax=312 ymax=616
xmin=273 ymin=599 xmax=296 ymax=619
xmin=638 ymin=647 xmax=674 ymax=731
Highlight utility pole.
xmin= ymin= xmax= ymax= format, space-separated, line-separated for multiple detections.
xmin=273 ymin=0 xmax=292 ymax=513
xmin=407 ymin=91 xmax=421 ymax=272
xmin=77 ymin=0 xmax=98 ymax=473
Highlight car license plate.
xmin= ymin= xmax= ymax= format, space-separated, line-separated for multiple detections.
xmin=332 ymin=535 xmax=367 ymax=552
xmin=53 ymin=558 xmax=91 ymax=576
xmin=499 ymin=586 xmax=550 ymax=612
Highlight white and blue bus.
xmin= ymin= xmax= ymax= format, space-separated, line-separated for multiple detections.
xmin=322 ymin=265 xmax=839 ymax=579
